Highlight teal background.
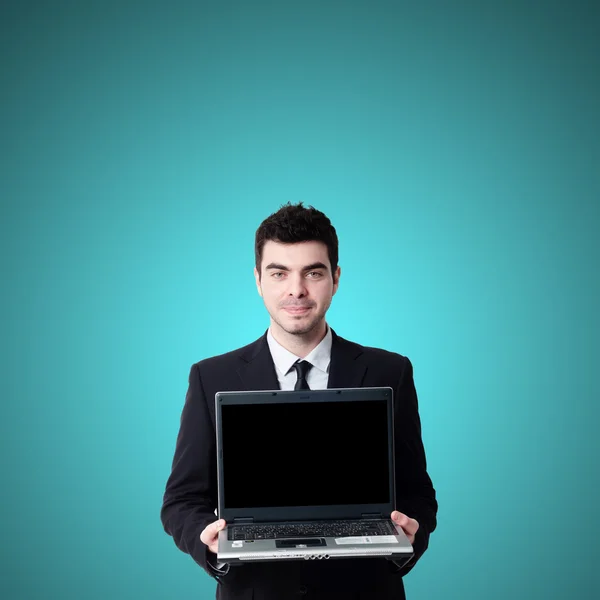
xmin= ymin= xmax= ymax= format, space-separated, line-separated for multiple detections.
xmin=1 ymin=1 xmax=599 ymax=599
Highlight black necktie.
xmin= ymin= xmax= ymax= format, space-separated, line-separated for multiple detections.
xmin=292 ymin=360 xmax=312 ymax=390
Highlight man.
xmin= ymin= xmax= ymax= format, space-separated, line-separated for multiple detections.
xmin=161 ymin=202 xmax=437 ymax=599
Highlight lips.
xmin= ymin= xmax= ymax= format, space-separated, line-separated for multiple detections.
xmin=283 ymin=306 xmax=312 ymax=314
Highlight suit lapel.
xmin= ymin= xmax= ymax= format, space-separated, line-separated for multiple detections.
xmin=235 ymin=328 xmax=367 ymax=391
xmin=327 ymin=329 xmax=368 ymax=388
xmin=236 ymin=331 xmax=281 ymax=391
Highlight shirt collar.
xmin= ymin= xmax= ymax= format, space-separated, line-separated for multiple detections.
xmin=267 ymin=324 xmax=333 ymax=376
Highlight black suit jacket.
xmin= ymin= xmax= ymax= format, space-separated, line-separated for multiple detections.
xmin=161 ymin=330 xmax=438 ymax=600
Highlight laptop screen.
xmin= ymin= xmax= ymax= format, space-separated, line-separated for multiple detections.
xmin=221 ymin=399 xmax=390 ymax=509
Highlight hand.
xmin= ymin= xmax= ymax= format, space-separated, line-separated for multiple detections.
xmin=391 ymin=511 xmax=419 ymax=545
xmin=200 ymin=518 xmax=226 ymax=554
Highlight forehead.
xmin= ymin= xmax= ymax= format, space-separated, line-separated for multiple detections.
xmin=261 ymin=240 xmax=330 ymax=269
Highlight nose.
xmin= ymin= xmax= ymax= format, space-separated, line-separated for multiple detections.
xmin=287 ymin=273 xmax=308 ymax=298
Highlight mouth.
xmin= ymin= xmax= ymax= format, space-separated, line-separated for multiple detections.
xmin=283 ymin=306 xmax=312 ymax=315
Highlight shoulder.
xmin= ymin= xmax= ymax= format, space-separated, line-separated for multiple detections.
xmin=335 ymin=332 xmax=411 ymax=367
xmin=335 ymin=333 xmax=416 ymax=393
xmin=333 ymin=332 xmax=414 ymax=387
xmin=191 ymin=334 xmax=266 ymax=371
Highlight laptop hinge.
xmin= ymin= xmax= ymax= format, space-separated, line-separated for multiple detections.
xmin=361 ymin=512 xmax=383 ymax=519
xmin=233 ymin=517 xmax=254 ymax=524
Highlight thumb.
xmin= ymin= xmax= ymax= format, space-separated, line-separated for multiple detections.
xmin=213 ymin=519 xmax=226 ymax=534
xmin=201 ymin=519 xmax=226 ymax=544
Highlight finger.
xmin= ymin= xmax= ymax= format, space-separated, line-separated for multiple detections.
xmin=200 ymin=519 xmax=226 ymax=545
xmin=391 ymin=512 xmax=419 ymax=536
xmin=200 ymin=519 xmax=224 ymax=544
xmin=403 ymin=517 xmax=419 ymax=536
xmin=391 ymin=510 xmax=408 ymax=523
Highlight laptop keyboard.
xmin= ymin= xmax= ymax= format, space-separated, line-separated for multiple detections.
xmin=228 ymin=520 xmax=397 ymax=541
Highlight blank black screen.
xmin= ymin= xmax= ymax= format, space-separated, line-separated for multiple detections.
xmin=221 ymin=399 xmax=390 ymax=508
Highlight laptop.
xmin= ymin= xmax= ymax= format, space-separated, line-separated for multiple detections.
xmin=215 ymin=386 xmax=414 ymax=565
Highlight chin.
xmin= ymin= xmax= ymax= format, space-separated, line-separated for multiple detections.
xmin=283 ymin=318 xmax=323 ymax=336
xmin=287 ymin=326 xmax=314 ymax=335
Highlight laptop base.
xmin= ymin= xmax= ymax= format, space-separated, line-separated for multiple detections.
xmin=217 ymin=521 xmax=413 ymax=565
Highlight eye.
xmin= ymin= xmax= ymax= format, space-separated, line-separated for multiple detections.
xmin=307 ymin=271 xmax=323 ymax=278
xmin=271 ymin=272 xmax=284 ymax=279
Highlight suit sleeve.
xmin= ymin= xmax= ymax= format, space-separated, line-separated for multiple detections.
xmin=160 ymin=363 xmax=223 ymax=580
xmin=391 ymin=356 xmax=438 ymax=577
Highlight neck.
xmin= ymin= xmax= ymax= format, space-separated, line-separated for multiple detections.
xmin=269 ymin=320 xmax=328 ymax=358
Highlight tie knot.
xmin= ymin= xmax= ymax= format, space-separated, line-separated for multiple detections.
xmin=293 ymin=360 xmax=312 ymax=378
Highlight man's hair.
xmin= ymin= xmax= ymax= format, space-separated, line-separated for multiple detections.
xmin=255 ymin=202 xmax=339 ymax=277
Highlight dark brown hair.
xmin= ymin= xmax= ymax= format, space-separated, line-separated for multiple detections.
xmin=255 ymin=202 xmax=339 ymax=277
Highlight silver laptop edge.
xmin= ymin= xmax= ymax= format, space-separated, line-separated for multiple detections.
xmin=215 ymin=387 xmax=414 ymax=564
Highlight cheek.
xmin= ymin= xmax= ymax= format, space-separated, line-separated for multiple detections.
xmin=261 ymin=286 xmax=281 ymax=303
xmin=315 ymin=285 xmax=333 ymax=302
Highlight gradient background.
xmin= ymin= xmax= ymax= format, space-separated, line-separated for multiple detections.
xmin=1 ymin=1 xmax=599 ymax=599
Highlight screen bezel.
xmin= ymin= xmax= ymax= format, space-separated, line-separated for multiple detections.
xmin=215 ymin=387 xmax=395 ymax=522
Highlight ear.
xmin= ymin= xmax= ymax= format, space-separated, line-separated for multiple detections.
xmin=254 ymin=267 xmax=263 ymax=297
xmin=332 ymin=266 xmax=341 ymax=296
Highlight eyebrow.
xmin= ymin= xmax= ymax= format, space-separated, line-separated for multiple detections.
xmin=264 ymin=262 xmax=329 ymax=272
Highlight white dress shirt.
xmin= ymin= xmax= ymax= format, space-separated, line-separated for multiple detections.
xmin=267 ymin=325 xmax=332 ymax=390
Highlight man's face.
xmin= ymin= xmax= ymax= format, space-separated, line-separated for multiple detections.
xmin=254 ymin=240 xmax=340 ymax=336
